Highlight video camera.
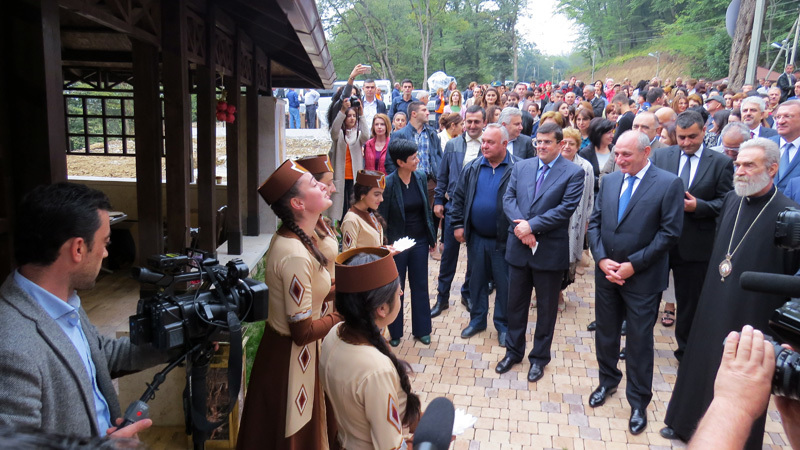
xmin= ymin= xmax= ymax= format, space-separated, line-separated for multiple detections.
xmin=123 ymin=252 xmax=268 ymax=448
xmin=737 ymin=206 xmax=800 ymax=400
xmin=129 ymin=253 xmax=268 ymax=351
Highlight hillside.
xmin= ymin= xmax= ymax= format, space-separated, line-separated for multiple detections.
xmin=571 ymin=53 xmax=693 ymax=85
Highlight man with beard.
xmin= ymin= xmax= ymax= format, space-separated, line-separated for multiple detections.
xmin=661 ymin=138 xmax=800 ymax=448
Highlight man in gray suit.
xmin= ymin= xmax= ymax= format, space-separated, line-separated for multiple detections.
xmin=587 ymin=130 xmax=683 ymax=435
xmin=0 ymin=183 xmax=167 ymax=438
xmin=500 ymin=107 xmax=535 ymax=159
xmin=495 ymin=122 xmax=584 ymax=383
xmin=741 ymin=96 xmax=777 ymax=139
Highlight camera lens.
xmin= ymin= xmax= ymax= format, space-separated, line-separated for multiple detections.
xmin=773 ymin=342 xmax=800 ymax=400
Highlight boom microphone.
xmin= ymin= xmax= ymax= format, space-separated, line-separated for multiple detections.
xmin=740 ymin=271 xmax=800 ymax=298
xmin=413 ymin=397 xmax=455 ymax=450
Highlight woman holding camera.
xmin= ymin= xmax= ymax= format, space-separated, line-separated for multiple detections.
xmin=238 ymin=160 xmax=342 ymax=449
xmin=341 ymin=171 xmax=386 ymax=251
xmin=329 ymin=65 xmax=371 ymax=220
xmin=319 ymin=248 xmax=421 ymax=449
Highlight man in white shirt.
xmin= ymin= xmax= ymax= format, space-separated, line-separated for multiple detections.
xmin=304 ymin=88 xmax=320 ymax=128
xmin=740 ymin=96 xmax=777 ymax=139
xmin=361 ymin=79 xmax=386 ymax=126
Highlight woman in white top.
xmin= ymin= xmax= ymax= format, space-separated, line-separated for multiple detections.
xmin=320 ymin=248 xmax=421 ymax=450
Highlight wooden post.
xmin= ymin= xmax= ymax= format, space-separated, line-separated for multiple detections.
xmin=8 ymin=0 xmax=67 ymax=194
xmin=246 ymin=49 xmax=260 ymax=236
xmin=131 ymin=40 xmax=164 ymax=265
xmin=161 ymin=0 xmax=191 ymax=252
xmin=225 ymin=32 xmax=243 ymax=254
xmin=197 ymin=5 xmax=218 ymax=255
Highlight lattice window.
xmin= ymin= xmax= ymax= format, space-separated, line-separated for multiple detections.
xmin=64 ymin=93 xmax=165 ymax=156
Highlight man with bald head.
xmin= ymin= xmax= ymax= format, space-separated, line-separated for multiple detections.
xmin=650 ymin=110 xmax=734 ymax=361
xmin=655 ymin=107 xmax=677 ymax=130
xmin=632 ymin=111 xmax=665 ymax=149
xmin=587 ymin=130 xmax=683 ymax=434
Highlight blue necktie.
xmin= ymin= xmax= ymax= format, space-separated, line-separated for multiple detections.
xmin=618 ymin=175 xmax=635 ymax=223
xmin=534 ymin=164 xmax=550 ymax=196
xmin=780 ymin=143 xmax=794 ymax=180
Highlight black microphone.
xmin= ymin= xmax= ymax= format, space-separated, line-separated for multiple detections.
xmin=413 ymin=397 xmax=455 ymax=450
xmin=740 ymin=271 xmax=800 ymax=298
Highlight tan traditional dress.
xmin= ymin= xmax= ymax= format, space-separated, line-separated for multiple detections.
xmin=315 ymin=216 xmax=339 ymax=317
xmin=320 ymin=323 xmax=408 ymax=450
xmin=237 ymin=229 xmax=341 ymax=449
xmin=340 ymin=207 xmax=384 ymax=251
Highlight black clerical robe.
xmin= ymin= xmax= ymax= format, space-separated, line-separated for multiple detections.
xmin=664 ymin=185 xmax=800 ymax=448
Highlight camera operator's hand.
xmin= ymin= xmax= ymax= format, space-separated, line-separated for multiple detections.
xmin=688 ymin=325 xmax=775 ymax=449
xmin=341 ymin=98 xmax=351 ymax=112
xmin=106 ymin=417 xmax=152 ymax=440
xmin=775 ymin=345 xmax=800 ymax=449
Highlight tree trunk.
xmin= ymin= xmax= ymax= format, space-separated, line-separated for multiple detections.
xmin=729 ymin=0 xmax=757 ymax=90
xmin=512 ymin=30 xmax=518 ymax=83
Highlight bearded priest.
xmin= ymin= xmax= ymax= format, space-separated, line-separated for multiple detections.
xmin=661 ymin=137 xmax=800 ymax=448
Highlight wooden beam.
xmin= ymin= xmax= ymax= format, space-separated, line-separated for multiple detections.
xmin=196 ymin=3 xmax=217 ymax=255
xmin=225 ymin=28 xmax=243 ymax=254
xmin=161 ymin=0 xmax=191 ymax=252
xmin=131 ymin=39 xmax=164 ymax=265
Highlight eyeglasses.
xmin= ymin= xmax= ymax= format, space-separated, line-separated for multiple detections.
xmin=775 ymin=114 xmax=797 ymax=121
xmin=723 ymin=146 xmax=740 ymax=152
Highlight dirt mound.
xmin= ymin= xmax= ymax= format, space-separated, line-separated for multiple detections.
xmin=572 ymin=53 xmax=691 ymax=85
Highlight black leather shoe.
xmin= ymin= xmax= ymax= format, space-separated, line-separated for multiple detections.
xmin=430 ymin=301 xmax=449 ymax=318
xmin=498 ymin=331 xmax=507 ymax=348
xmin=588 ymin=385 xmax=617 ymax=408
xmin=621 ymin=320 xmax=627 ymax=336
xmin=660 ymin=426 xmax=681 ymax=440
xmin=495 ymin=355 xmax=521 ymax=374
xmin=629 ymin=408 xmax=647 ymax=435
xmin=619 ymin=347 xmax=627 ymax=360
xmin=587 ymin=321 xmax=597 ymax=331
xmin=460 ymin=296 xmax=472 ymax=312
xmin=527 ymin=363 xmax=544 ymax=382
xmin=461 ymin=324 xmax=486 ymax=339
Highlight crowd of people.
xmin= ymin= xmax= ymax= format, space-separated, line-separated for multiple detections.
xmin=238 ymin=63 xmax=800 ymax=448
xmin=3 ymin=63 xmax=800 ymax=450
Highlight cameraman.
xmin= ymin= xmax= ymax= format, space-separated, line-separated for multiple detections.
xmin=0 ymin=183 xmax=169 ymax=439
xmin=689 ymin=325 xmax=800 ymax=449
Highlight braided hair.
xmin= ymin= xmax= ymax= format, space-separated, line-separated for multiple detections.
xmin=271 ymin=179 xmax=329 ymax=269
xmin=335 ymin=252 xmax=421 ymax=428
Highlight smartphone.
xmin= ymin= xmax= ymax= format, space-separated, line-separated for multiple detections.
xmin=363 ymin=65 xmax=372 ymax=74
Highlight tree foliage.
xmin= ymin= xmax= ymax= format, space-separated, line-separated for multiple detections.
xmin=321 ymin=0 xmax=576 ymax=86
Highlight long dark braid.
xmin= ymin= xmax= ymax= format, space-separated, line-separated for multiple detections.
xmin=335 ymin=253 xmax=421 ymax=427
xmin=271 ymin=182 xmax=329 ymax=269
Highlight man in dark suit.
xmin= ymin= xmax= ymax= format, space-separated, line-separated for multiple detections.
xmin=495 ymin=122 xmax=585 ymax=383
xmin=771 ymin=100 xmax=800 ymax=191
xmin=430 ymin=105 xmax=486 ymax=316
xmin=450 ymin=124 xmax=517 ymax=345
xmin=587 ymin=130 xmax=684 ymax=435
xmin=499 ymin=107 xmax=535 ymax=159
xmin=0 ymin=183 xmax=168 ymax=438
xmin=650 ymin=110 xmax=734 ymax=360
xmin=778 ymin=64 xmax=797 ymax=103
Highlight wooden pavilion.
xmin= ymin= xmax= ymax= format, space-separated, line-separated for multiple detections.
xmin=0 ymin=0 xmax=335 ymax=278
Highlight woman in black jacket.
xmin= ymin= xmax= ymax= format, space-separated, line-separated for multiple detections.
xmin=378 ymin=139 xmax=436 ymax=347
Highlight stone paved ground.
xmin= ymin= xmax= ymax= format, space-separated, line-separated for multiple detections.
xmin=392 ymin=244 xmax=792 ymax=450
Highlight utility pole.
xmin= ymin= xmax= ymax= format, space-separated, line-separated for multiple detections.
xmin=745 ymin=0 xmax=767 ymax=85
xmin=792 ymin=10 xmax=800 ymax=64
xmin=591 ymin=49 xmax=596 ymax=81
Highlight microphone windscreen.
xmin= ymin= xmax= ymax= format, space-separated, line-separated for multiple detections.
xmin=740 ymin=271 xmax=800 ymax=298
xmin=413 ymin=397 xmax=455 ymax=450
